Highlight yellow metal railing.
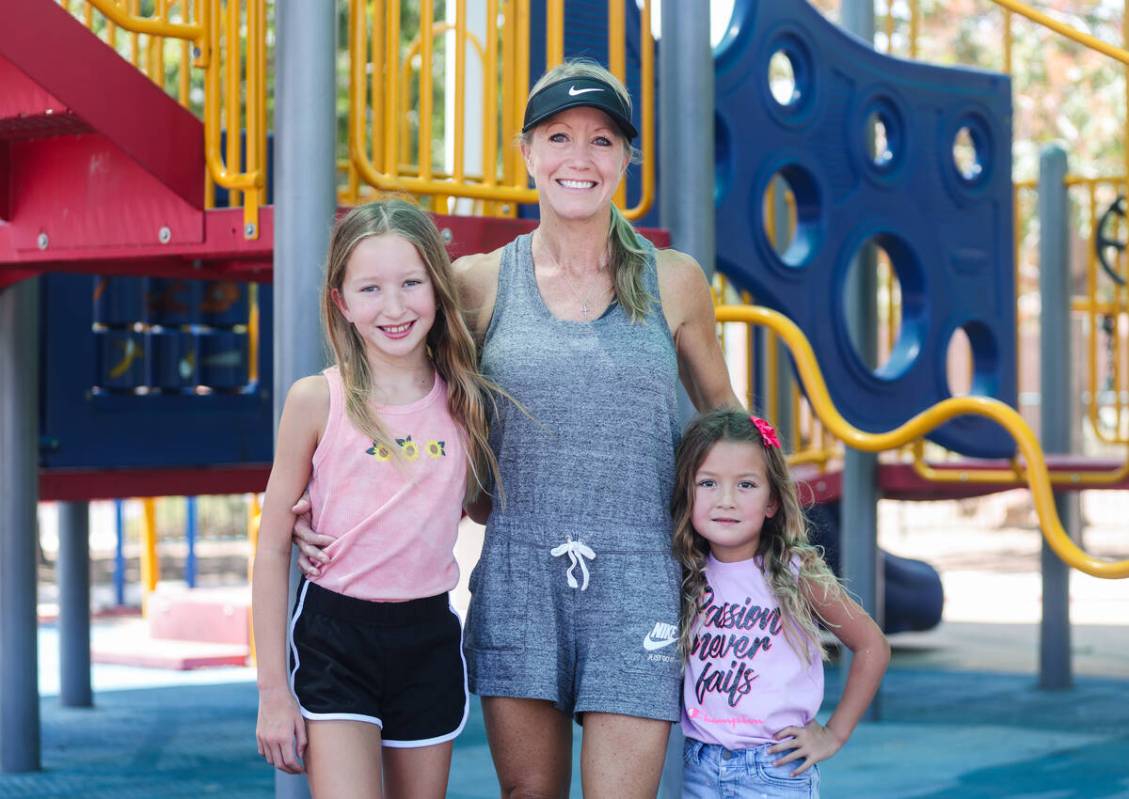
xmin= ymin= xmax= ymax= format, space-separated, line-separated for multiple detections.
xmin=61 ymin=0 xmax=267 ymax=238
xmin=717 ymin=304 xmax=1129 ymax=579
xmin=346 ymin=0 xmax=654 ymax=219
xmin=711 ymin=272 xmax=838 ymax=469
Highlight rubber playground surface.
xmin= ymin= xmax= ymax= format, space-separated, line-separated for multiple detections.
xmin=8 ymin=513 xmax=1129 ymax=798
xmin=0 ymin=620 xmax=1125 ymax=799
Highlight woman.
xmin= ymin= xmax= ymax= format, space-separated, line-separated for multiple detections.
xmin=295 ymin=60 xmax=739 ymax=797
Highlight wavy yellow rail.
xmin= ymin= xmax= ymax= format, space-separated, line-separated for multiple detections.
xmin=715 ymin=304 xmax=1129 ymax=579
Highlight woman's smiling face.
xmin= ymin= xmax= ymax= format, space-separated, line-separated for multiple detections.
xmin=521 ymin=105 xmax=630 ymax=221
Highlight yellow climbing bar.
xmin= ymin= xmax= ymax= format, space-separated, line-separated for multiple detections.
xmin=84 ymin=0 xmax=203 ymax=40
xmin=987 ymin=0 xmax=1129 ymax=67
xmin=715 ymin=304 xmax=1129 ymax=580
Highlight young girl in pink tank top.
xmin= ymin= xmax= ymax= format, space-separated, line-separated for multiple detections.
xmin=252 ymin=200 xmax=500 ymax=798
xmin=673 ymin=409 xmax=890 ymax=798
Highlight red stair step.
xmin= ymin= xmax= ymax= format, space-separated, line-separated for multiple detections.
xmin=147 ymin=585 xmax=252 ymax=647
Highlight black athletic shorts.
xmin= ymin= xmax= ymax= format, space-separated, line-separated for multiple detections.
xmin=288 ymin=579 xmax=468 ymax=748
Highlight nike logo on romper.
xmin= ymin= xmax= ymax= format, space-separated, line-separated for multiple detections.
xmin=643 ymin=621 xmax=679 ymax=651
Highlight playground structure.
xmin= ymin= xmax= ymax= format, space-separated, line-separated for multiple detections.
xmin=1 ymin=0 xmax=1129 ymax=779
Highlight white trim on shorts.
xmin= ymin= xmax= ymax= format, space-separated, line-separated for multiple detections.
xmin=381 ymin=603 xmax=469 ymax=748
xmin=288 ymin=580 xmax=387 ymax=729
xmin=286 ymin=582 xmax=467 ymax=746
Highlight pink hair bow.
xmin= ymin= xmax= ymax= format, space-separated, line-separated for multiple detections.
xmin=751 ymin=416 xmax=780 ymax=449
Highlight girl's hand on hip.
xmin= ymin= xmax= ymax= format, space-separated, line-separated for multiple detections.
xmin=290 ymin=492 xmax=333 ymax=577
xmin=256 ymin=686 xmax=307 ymax=773
xmin=768 ymin=720 xmax=844 ymax=776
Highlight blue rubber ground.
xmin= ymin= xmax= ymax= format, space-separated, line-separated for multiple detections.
xmin=2 ymin=624 xmax=1127 ymax=797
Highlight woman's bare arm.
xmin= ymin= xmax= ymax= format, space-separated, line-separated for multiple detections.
xmin=656 ymin=249 xmax=742 ymax=411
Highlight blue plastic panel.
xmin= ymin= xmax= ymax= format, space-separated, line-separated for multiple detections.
xmin=714 ymin=0 xmax=1016 ymax=458
xmin=41 ymin=274 xmax=273 ymax=469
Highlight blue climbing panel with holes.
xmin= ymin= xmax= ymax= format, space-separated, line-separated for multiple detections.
xmin=714 ymin=0 xmax=1016 ymax=458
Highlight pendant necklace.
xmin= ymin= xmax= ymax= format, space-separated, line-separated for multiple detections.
xmin=535 ymin=232 xmax=610 ymax=320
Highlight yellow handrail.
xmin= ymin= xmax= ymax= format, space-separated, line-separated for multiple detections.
xmin=715 ymin=304 xmax=1129 ymax=579
xmin=68 ymin=0 xmax=266 ymax=238
xmin=909 ymin=439 xmax=1129 ymax=488
xmin=987 ymin=0 xmax=1129 ymax=66
xmin=202 ymin=0 xmax=266 ymax=236
xmin=86 ymin=0 xmax=202 ymax=39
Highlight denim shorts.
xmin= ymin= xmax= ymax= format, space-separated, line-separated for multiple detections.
xmin=683 ymin=738 xmax=821 ymax=798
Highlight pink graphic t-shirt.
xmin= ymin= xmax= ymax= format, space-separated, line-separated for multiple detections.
xmin=307 ymin=366 xmax=466 ymax=602
xmin=681 ymin=554 xmax=824 ymax=750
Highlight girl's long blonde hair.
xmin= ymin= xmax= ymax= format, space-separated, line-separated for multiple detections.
xmin=520 ymin=58 xmax=652 ymax=323
xmin=671 ymin=409 xmax=843 ymax=661
xmin=322 ymin=199 xmax=500 ymax=500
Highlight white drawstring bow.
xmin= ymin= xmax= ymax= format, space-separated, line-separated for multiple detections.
xmin=550 ymin=536 xmax=596 ymax=591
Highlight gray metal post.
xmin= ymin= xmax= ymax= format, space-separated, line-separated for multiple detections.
xmin=0 ymin=277 xmax=41 ymax=772
xmin=839 ymin=0 xmax=882 ymax=719
xmin=1037 ymin=145 xmax=1075 ymax=690
xmin=658 ymin=0 xmax=715 ymax=277
xmin=58 ymin=501 xmax=92 ymax=708
xmin=658 ymin=3 xmax=714 ymax=794
xmin=274 ymin=0 xmax=336 ymax=795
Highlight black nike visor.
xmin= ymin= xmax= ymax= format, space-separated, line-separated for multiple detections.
xmin=521 ymin=76 xmax=638 ymax=141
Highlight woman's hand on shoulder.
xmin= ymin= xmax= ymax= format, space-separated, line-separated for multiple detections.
xmin=655 ymin=249 xmax=741 ymax=411
xmin=453 ymin=248 xmax=504 ymax=340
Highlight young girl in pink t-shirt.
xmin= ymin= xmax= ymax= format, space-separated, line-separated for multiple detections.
xmin=252 ymin=200 xmax=500 ymax=798
xmin=673 ymin=409 xmax=890 ymax=798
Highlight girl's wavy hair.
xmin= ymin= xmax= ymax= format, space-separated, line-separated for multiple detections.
xmin=519 ymin=58 xmax=652 ymax=323
xmin=322 ymin=199 xmax=501 ymax=501
xmin=671 ymin=408 xmax=843 ymax=662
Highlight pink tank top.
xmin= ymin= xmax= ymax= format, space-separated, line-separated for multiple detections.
xmin=681 ymin=555 xmax=824 ymax=750
xmin=307 ymin=366 xmax=466 ymax=601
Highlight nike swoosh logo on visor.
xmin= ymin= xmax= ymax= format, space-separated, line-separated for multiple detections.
xmin=568 ymin=86 xmax=604 ymax=96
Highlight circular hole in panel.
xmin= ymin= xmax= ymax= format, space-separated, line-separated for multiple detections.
xmin=761 ymin=165 xmax=821 ymax=269
xmin=945 ymin=321 xmax=999 ymax=397
xmin=953 ymin=126 xmax=983 ymax=183
xmin=768 ymin=50 xmax=799 ymax=107
xmin=867 ymin=111 xmax=894 ymax=168
xmin=841 ymin=234 xmax=925 ymax=378
xmin=945 ymin=326 xmax=973 ymax=397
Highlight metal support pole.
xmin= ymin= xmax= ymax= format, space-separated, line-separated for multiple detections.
xmin=185 ymin=496 xmax=198 ymax=589
xmin=113 ymin=499 xmax=125 ymax=607
xmin=659 ymin=3 xmax=714 ymax=794
xmin=839 ymin=0 xmax=882 ymax=720
xmin=275 ymin=0 xmax=336 ymax=795
xmin=658 ymin=0 xmax=715 ymax=278
xmin=0 ymin=277 xmax=41 ymax=772
xmin=1037 ymin=144 xmax=1075 ymax=690
xmin=58 ymin=501 xmax=93 ymax=708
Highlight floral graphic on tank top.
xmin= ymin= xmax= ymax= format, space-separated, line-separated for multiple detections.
xmin=397 ymin=435 xmax=420 ymax=460
xmin=365 ymin=434 xmax=445 ymax=462
xmin=366 ymin=442 xmax=394 ymax=461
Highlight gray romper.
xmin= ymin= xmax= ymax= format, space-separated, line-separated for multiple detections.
xmin=465 ymin=232 xmax=683 ymax=721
